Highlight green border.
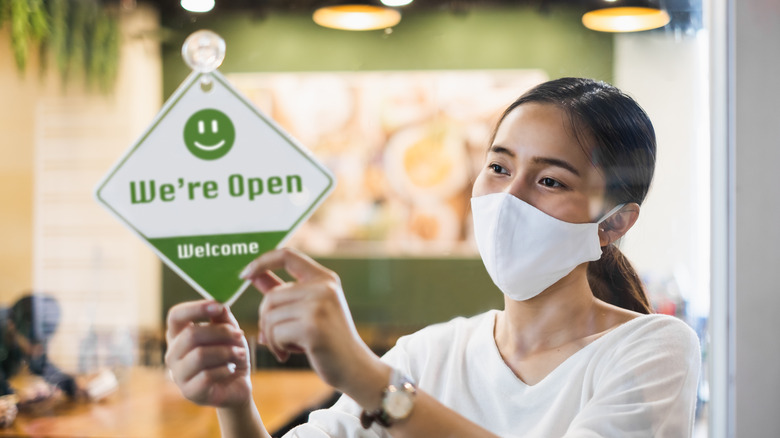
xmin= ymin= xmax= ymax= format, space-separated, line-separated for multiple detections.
xmin=93 ymin=71 xmax=335 ymax=303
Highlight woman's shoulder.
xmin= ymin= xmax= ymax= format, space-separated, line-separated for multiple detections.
xmin=619 ymin=313 xmax=698 ymax=342
xmin=596 ymin=313 xmax=701 ymax=365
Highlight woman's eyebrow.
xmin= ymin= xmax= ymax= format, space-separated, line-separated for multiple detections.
xmin=489 ymin=145 xmax=515 ymax=157
xmin=532 ymin=156 xmax=581 ymax=177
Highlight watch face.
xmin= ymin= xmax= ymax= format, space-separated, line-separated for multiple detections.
xmin=383 ymin=388 xmax=414 ymax=419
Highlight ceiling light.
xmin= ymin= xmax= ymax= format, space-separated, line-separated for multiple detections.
xmin=313 ymin=1 xmax=401 ymax=31
xmin=181 ymin=0 xmax=215 ymax=13
xmin=381 ymin=0 xmax=413 ymax=6
xmin=582 ymin=0 xmax=671 ymax=32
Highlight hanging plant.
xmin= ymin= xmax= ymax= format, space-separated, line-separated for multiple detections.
xmin=5 ymin=0 xmax=48 ymax=70
xmin=0 ymin=0 xmax=120 ymax=91
xmin=48 ymin=0 xmax=69 ymax=75
xmin=87 ymin=6 xmax=119 ymax=91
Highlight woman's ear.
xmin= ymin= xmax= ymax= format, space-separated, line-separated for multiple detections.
xmin=598 ymin=203 xmax=640 ymax=247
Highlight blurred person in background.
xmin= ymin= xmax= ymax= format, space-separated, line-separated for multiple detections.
xmin=0 ymin=294 xmax=78 ymax=420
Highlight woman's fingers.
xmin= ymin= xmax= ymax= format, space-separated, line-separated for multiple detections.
xmin=174 ymin=344 xmax=247 ymax=383
xmin=250 ymin=269 xmax=285 ymax=294
xmin=257 ymin=281 xmax=320 ymax=361
xmin=165 ymin=322 xmax=244 ymax=364
xmin=178 ymin=362 xmax=247 ymax=406
xmin=259 ymin=281 xmax=345 ymax=363
xmin=242 ymin=247 xmax=362 ymax=385
xmin=165 ymin=301 xmax=247 ymax=384
xmin=208 ymin=302 xmax=241 ymax=326
xmin=166 ymin=300 xmax=225 ymax=343
xmin=266 ymin=318 xmax=308 ymax=359
xmin=259 ymin=291 xmax=311 ymax=361
xmin=165 ymin=300 xmax=255 ymax=408
xmin=259 ymin=282 xmax=313 ymax=313
xmin=240 ymin=247 xmax=335 ymax=283
xmin=259 ymin=291 xmax=292 ymax=362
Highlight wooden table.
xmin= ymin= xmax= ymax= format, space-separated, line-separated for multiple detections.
xmin=0 ymin=367 xmax=334 ymax=437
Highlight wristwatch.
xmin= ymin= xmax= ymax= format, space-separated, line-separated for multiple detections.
xmin=360 ymin=369 xmax=417 ymax=429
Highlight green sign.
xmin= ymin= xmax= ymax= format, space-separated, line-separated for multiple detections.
xmin=95 ymin=71 xmax=335 ymax=305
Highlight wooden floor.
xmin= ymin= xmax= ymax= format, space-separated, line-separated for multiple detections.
xmin=0 ymin=367 xmax=334 ymax=437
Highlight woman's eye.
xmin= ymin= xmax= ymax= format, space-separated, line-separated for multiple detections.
xmin=489 ymin=163 xmax=508 ymax=175
xmin=539 ymin=177 xmax=564 ymax=188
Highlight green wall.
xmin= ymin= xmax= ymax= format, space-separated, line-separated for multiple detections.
xmin=162 ymin=6 xmax=613 ymax=97
xmin=160 ymin=6 xmax=614 ymax=346
xmin=162 ymin=257 xmax=502 ymax=349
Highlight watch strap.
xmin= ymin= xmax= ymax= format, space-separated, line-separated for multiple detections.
xmin=360 ymin=407 xmax=392 ymax=429
xmin=360 ymin=369 xmax=416 ymax=429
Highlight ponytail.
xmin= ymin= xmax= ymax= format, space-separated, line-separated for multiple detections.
xmin=587 ymin=245 xmax=652 ymax=314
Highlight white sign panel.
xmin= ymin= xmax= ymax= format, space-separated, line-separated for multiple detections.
xmin=95 ymin=71 xmax=335 ymax=305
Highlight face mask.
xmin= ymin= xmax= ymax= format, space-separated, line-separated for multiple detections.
xmin=471 ymin=193 xmax=624 ymax=302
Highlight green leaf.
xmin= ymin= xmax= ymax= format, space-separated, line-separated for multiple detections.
xmin=0 ymin=0 xmax=10 ymax=28
xmin=28 ymin=0 xmax=49 ymax=40
xmin=10 ymin=0 xmax=31 ymax=71
xmin=81 ymin=0 xmax=100 ymax=88
xmin=68 ymin=0 xmax=89 ymax=78
xmin=47 ymin=0 xmax=69 ymax=79
xmin=100 ymin=13 xmax=119 ymax=92
xmin=88 ymin=9 xmax=109 ymax=88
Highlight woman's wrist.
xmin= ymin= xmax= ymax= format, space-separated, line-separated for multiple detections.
xmin=337 ymin=349 xmax=392 ymax=411
xmin=217 ymin=397 xmax=269 ymax=438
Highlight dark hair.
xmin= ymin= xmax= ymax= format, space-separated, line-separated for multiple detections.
xmin=11 ymin=294 xmax=62 ymax=343
xmin=493 ymin=77 xmax=655 ymax=314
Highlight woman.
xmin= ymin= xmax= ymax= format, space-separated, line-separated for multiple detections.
xmin=165 ymin=77 xmax=700 ymax=437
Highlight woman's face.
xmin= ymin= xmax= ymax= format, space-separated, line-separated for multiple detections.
xmin=472 ymin=102 xmax=608 ymax=223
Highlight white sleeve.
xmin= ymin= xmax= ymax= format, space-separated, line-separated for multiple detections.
xmin=281 ymin=344 xmax=412 ymax=438
xmin=281 ymin=395 xmax=384 ymax=438
xmin=563 ymin=317 xmax=701 ymax=438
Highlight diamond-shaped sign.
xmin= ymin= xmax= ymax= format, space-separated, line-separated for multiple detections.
xmin=95 ymin=71 xmax=335 ymax=305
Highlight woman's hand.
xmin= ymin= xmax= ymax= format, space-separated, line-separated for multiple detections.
xmin=0 ymin=394 xmax=18 ymax=428
xmin=165 ymin=301 xmax=251 ymax=408
xmin=240 ymin=248 xmax=389 ymax=407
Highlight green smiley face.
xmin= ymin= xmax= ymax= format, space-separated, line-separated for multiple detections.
xmin=183 ymin=108 xmax=235 ymax=160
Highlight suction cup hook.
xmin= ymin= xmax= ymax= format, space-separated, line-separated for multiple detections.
xmin=182 ymin=30 xmax=226 ymax=91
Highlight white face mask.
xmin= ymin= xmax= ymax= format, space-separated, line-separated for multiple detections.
xmin=471 ymin=193 xmax=624 ymax=302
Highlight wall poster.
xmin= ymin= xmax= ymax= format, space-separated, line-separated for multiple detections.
xmin=228 ymin=70 xmax=548 ymax=257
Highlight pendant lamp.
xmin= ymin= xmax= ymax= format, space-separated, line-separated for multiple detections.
xmin=313 ymin=1 xmax=401 ymax=31
xmin=181 ymin=0 xmax=215 ymax=13
xmin=582 ymin=0 xmax=671 ymax=33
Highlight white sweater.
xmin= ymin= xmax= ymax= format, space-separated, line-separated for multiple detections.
xmin=285 ymin=311 xmax=701 ymax=438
